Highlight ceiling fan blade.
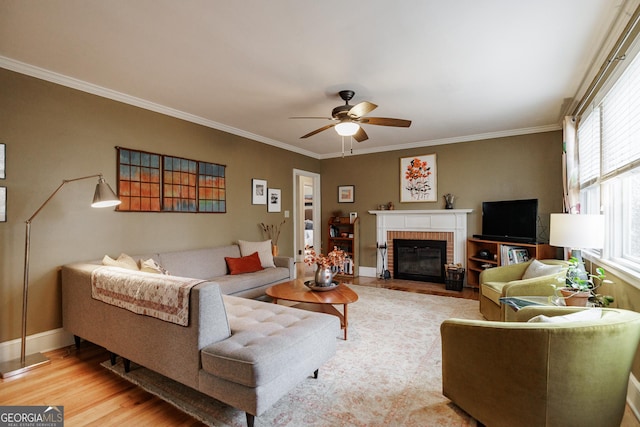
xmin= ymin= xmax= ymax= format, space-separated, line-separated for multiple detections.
xmin=361 ymin=117 xmax=411 ymax=127
xmin=300 ymin=123 xmax=336 ymax=139
xmin=290 ymin=116 xmax=335 ymax=120
xmin=348 ymin=101 xmax=378 ymax=119
xmin=353 ymin=126 xmax=368 ymax=142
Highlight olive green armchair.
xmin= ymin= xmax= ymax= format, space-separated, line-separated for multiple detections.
xmin=479 ymin=259 xmax=568 ymax=321
xmin=442 ymin=306 xmax=640 ymax=427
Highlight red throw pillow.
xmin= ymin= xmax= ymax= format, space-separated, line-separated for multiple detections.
xmin=225 ymin=252 xmax=264 ymax=275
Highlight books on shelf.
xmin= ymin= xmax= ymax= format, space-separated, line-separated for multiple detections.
xmin=500 ymin=245 xmax=530 ymax=265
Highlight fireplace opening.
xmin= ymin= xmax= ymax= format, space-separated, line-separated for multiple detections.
xmin=393 ymin=239 xmax=446 ymax=283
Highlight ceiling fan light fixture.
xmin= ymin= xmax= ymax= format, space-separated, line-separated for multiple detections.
xmin=335 ymin=121 xmax=360 ymax=136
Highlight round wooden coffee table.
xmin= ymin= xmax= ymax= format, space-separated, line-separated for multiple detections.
xmin=266 ymin=279 xmax=359 ymax=340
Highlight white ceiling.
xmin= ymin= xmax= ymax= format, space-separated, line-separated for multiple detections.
xmin=0 ymin=1 xmax=633 ymax=158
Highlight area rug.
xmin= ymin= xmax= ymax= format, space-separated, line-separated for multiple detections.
xmin=102 ymin=284 xmax=483 ymax=426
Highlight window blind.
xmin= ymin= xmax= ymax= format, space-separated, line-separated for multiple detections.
xmin=577 ymin=108 xmax=600 ymax=186
xmin=602 ymin=51 xmax=640 ymax=177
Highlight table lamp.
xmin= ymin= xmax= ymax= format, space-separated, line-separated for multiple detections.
xmin=549 ymin=213 xmax=605 ymax=280
xmin=0 ymin=174 xmax=121 ymax=378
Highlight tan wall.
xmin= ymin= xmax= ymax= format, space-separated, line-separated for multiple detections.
xmin=0 ymin=69 xmax=320 ymax=342
xmin=320 ymin=132 xmax=564 ymax=267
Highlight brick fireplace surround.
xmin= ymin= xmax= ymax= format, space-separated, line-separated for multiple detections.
xmin=368 ymin=209 xmax=473 ymax=279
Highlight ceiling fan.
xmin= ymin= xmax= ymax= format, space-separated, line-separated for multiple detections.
xmin=292 ymin=90 xmax=411 ymax=143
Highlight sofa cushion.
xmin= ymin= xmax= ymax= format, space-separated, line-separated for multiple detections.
xmin=102 ymin=253 xmax=139 ymax=270
xmin=225 ymin=252 xmax=264 ymax=275
xmin=140 ymin=258 xmax=170 ymax=275
xmin=522 ymin=259 xmax=564 ymax=280
xmin=158 ymin=246 xmax=241 ymax=279
xmin=528 ymin=308 xmax=602 ymax=323
xmin=481 ymin=281 xmax=505 ymax=305
xmin=238 ymin=240 xmax=275 ymax=268
xmin=201 ymin=296 xmax=339 ymax=387
xmin=212 ymin=267 xmax=289 ymax=295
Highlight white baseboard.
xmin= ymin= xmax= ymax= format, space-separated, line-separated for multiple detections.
xmin=359 ymin=266 xmax=377 ymax=278
xmin=0 ymin=328 xmax=75 ymax=363
xmin=628 ymin=373 xmax=640 ymax=422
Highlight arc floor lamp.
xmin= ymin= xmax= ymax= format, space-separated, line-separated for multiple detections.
xmin=0 ymin=174 xmax=121 ymax=378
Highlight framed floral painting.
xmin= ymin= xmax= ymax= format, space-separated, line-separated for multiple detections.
xmin=400 ymin=154 xmax=437 ymax=202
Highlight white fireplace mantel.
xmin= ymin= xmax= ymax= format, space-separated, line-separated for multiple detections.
xmin=368 ymin=209 xmax=473 ymax=274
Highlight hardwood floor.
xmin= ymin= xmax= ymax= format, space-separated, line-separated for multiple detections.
xmin=0 ymin=343 xmax=203 ymax=426
xmin=2 ymin=270 xmax=638 ymax=426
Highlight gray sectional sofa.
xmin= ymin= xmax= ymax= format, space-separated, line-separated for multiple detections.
xmin=61 ymin=244 xmax=340 ymax=426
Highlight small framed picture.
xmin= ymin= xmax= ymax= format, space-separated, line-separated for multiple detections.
xmin=349 ymin=212 xmax=358 ymax=223
xmin=338 ymin=185 xmax=355 ymax=203
xmin=0 ymin=187 xmax=6 ymax=222
xmin=512 ymin=248 xmax=530 ymax=264
xmin=267 ymin=188 xmax=281 ymax=212
xmin=252 ymin=179 xmax=267 ymax=205
xmin=0 ymin=143 xmax=5 ymax=179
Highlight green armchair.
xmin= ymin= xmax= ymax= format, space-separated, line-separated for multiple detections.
xmin=441 ymin=306 xmax=640 ymax=427
xmin=479 ymin=259 xmax=568 ymax=321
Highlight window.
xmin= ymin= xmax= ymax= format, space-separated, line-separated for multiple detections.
xmin=577 ymin=49 xmax=640 ymax=276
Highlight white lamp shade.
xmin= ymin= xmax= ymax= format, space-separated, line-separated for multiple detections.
xmin=549 ymin=213 xmax=604 ymax=249
xmin=335 ymin=122 xmax=360 ymax=136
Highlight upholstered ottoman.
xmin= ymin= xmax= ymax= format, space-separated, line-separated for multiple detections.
xmin=198 ymin=295 xmax=340 ymax=425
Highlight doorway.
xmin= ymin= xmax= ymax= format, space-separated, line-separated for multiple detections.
xmin=293 ymin=169 xmax=321 ymax=273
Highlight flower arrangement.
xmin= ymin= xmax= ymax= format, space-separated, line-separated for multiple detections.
xmin=304 ymin=246 xmax=346 ymax=269
xmin=259 ymin=220 xmax=285 ymax=246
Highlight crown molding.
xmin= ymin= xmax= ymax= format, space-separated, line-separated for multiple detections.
xmin=2 ymin=56 xmax=560 ymax=160
xmin=0 ymin=56 xmax=321 ymax=159
xmin=318 ymin=124 xmax=563 ymax=159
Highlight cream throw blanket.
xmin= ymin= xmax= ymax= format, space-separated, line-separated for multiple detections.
xmin=91 ymin=267 xmax=205 ymax=326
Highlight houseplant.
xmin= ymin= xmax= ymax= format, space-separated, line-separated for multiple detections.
xmin=558 ymin=257 xmax=614 ymax=307
xmin=304 ymin=246 xmax=346 ymax=287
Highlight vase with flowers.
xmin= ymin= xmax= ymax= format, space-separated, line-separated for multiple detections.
xmin=304 ymin=246 xmax=346 ymax=289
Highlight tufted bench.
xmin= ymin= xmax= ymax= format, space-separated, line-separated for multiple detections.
xmin=198 ymin=296 xmax=339 ymax=425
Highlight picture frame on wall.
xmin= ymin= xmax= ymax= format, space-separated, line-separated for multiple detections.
xmin=0 ymin=143 xmax=5 ymax=179
xmin=400 ymin=154 xmax=437 ymax=202
xmin=267 ymin=188 xmax=281 ymax=212
xmin=252 ymin=179 xmax=267 ymax=205
xmin=0 ymin=187 xmax=6 ymax=222
xmin=338 ymin=185 xmax=355 ymax=203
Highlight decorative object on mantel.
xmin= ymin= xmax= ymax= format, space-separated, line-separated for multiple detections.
xmin=304 ymin=246 xmax=346 ymax=290
xmin=387 ymin=201 xmax=395 ymax=210
xmin=443 ymin=193 xmax=455 ymax=209
xmin=0 ymin=174 xmax=121 ymax=379
xmin=260 ymin=220 xmax=285 ymax=256
xmin=400 ymin=154 xmax=437 ymax=202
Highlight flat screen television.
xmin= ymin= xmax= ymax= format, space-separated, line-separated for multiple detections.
xmin=478 ymin=198 xmax=539 ymax=243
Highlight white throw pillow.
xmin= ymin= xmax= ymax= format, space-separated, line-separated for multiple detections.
xmin=140 ymin=258 xmax=170 ymax=275
xmin=528 ymin=308 xmax=602 ymax=323
xmin=522 ymin=259 xmax=563 ymax=280
xmin=238 ymin=239 xmax=275 ymax=268
xmin=102 ymin=253 xmax=139 ymax=270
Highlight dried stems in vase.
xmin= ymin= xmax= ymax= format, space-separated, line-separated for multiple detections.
xmin=259 ymin=220 xmax=285 ymax=246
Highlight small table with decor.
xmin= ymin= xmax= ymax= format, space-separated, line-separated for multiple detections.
xmin=266 ymin=279 xmax=359 ymax=340
xmin=500 ymin=296 xmax=567 ymax=320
